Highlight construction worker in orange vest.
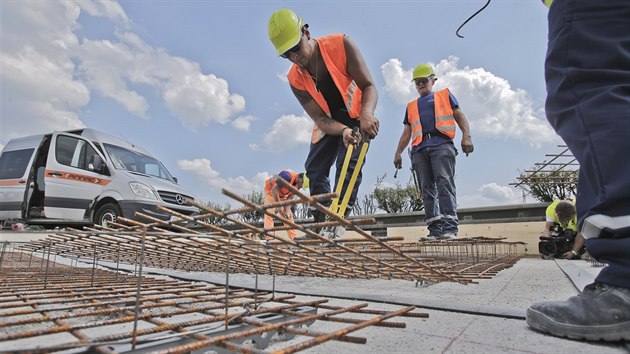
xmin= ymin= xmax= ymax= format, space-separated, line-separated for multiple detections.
xmin=393 ymin=64 xmax=474 ymax=241
xmin=267 ymin=9 xmax=379 ymax=225
xmin=263 ymin=170 xmax=309 ymax=240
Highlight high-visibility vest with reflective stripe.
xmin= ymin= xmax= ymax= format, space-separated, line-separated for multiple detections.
xmin=265 ymin=170 xmax=299 ymax=199
xmin=288 ymin=34 xmax=363 ymax=143
xmin=407 ymin=88 xmax=456 ymax=147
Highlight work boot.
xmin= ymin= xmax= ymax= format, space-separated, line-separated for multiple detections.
xmin=420 ymin=233 xmax=441 ymax=241
xmin=321 ymin=207 xmax=352 ymax=240
xmin=436 ymin=232 xmax=457 ymax=240
xmin=320 ymin=225 xmax=344 ymax=240
xmin=297 ymin=209 xmax=327 ymax=240
xmin=526 ymin=282 xmax=630 ymax=341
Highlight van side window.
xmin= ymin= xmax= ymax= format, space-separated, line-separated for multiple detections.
xmin=92 ymin=142 xmax=105 ymax=157
xmin=55 ymin=135 xmax=101 ymax=173
xmin=0 ymin=148 xmax=34 ymax=179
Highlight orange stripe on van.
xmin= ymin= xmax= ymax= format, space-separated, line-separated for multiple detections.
xmin=0 ymin=179 xmax=25 ymax=186
xmin=45 ymin=170 xmax=111 ymax=186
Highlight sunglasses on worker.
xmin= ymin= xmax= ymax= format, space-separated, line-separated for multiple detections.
xmin=415 ymin=77 xmax=433 ymax=85
xmin=281 ymin=37 xmax=303 ymax=59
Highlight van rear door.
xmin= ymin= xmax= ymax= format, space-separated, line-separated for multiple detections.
xmin=0 ymin=146 xmax=36 ymax=220
xmin=43 ymin=132 xmax=111 ymax=220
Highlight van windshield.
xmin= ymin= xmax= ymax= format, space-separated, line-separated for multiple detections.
xmin=103 ymin=143 xmax=175 ymax=182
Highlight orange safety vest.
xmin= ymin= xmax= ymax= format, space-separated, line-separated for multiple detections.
xmin=265 ymin=170 xmax=299 ymax=199
xmin=407 ymin=88 xmax=456 ymax=147
xmin=287 ymin=34 xmax=363 ymax=144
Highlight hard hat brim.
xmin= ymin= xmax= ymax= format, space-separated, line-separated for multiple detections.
xmin=411 ymin=76 xmax=437 ymax=82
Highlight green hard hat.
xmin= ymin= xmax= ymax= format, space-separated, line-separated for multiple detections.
xmin=412 ymin=64 xmax=435 ymax=81
xmin=301 ymin=174 xmax=309 ymax=189
xmin=268 ymin=9 xmax=304 ymax=56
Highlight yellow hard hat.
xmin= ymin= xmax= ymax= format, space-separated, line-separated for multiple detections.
xmin=268 ymin=9 xmax=304 ymax=56
xmin=412 ymin=64 xmax=435 ymax=81
xmin=301 ymin=174 xmax=309 ymax=189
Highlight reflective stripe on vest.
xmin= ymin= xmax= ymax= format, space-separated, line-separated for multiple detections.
xmin=265 ymin=171 xmax=298 ymax=199
xmin=407 ymin=100 xmax=423 ymax=147
xmin=406 ymin=88 xmax=456 ymax=147
xmin=287 ymin=34 xmax=363 ymax=144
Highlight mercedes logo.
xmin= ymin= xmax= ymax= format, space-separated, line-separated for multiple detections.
xmin=175 ymin=194 xmax=184 ymax=205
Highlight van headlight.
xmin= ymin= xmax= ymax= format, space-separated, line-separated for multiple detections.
xmin=129 ymin=182 xmax=157 ymax=200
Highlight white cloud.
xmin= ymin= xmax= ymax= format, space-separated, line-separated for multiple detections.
xmin=262 ymin=113 xmax=313 ymax=152
xmin=1 ymin=1 xmax=246 ymax=143
xmin=479 ymin=183 xmax=517 ymax=201
xmin=0 ymin=2 xmax=88 ymax=142
xmin=232 ymin=115 xmax=257 ymax=132
xmin=458 ymin=183 xmax=520 ymax=208
xmin=276 ymin=68 xmax=290 ymax=82
xmin=75 ymin=0 xmax=129 ymax=25
xmin=381 ymin=58 xmax=416 ymax=104
xmin=177 ymin=158 xmax=270 ymax=200
xmin=380 ymin=56 xmax=558 ymax=146
xmin=77 ymin=32 xmax=246 ymax=126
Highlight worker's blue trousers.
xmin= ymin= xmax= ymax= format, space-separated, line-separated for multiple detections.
xmin=305 ymin=134 xmax=364 ymax=211
xmin=546 ymin=0 xmax=630 ymax=288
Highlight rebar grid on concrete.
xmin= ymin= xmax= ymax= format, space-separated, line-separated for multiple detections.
xmin=0 ymin=256 xmax=423 ymax=353
xmin=15 ymin=184 xmax=525 ymax=285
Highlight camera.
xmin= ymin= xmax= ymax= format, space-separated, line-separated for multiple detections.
xmin=538 ymin=226 xmax=576 ymax=258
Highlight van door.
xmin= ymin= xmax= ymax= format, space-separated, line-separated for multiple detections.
xmin=43 ymin=132 xmax=111 ymax=220
xmin=0 ymin=147 xmax=36 ymax=220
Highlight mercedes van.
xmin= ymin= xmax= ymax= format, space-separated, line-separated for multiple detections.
xmin=0 ymin=128 xmax=199 ymax=226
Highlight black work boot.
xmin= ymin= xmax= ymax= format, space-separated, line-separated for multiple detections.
xmin=303 ymin=208 xmax=326 ymax=239
xmin=526 ymin=282 xmax=630 ymax=341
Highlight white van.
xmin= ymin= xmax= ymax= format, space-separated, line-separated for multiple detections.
xmin=0 ymin=128 xmax=199 ymax=227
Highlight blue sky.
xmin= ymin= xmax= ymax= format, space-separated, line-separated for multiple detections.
xmin=0 ymin=0 xmax=559 ymax=209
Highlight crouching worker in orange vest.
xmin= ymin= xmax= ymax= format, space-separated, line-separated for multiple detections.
xmin=264 ymin=170 xmax=309 ymax=240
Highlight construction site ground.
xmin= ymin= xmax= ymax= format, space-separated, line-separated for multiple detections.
xmin=1 ymin=225 xmax=628 ymax=354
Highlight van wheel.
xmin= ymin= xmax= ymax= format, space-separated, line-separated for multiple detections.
xmin=94 ymin=203 xmax=121 ymax=227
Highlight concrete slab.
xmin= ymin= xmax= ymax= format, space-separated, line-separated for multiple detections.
xmin=555 ymin=258 xmax=602 ymax=292
xmin=80 ymin=257 xmax=628 ymax=353
xmin=13 ymin=240 xmax=627 ymax=353
xmin=0 ymin=230 xmax=50 ymax=243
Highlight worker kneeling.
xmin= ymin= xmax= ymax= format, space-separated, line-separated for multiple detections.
xmin=538 ymin=200 xmax=585 ymax=259
xmin=264 ymin=170 xmax=308 ymax=241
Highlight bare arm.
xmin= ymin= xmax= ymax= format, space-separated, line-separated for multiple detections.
xmin=453 ymin=107 xmax=473 ymax=156
xmin=290 ymin=84 xmax=358 ymax=147
xmin=562 ymin=233 xmax=585 ymax=259
xmin=344 ymin=36 xmax=379 ymax=139
xmin=270 ymin=178 xmax=282 ymax=203
xmin=393 ymin=124 xmax=412 ymax=168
